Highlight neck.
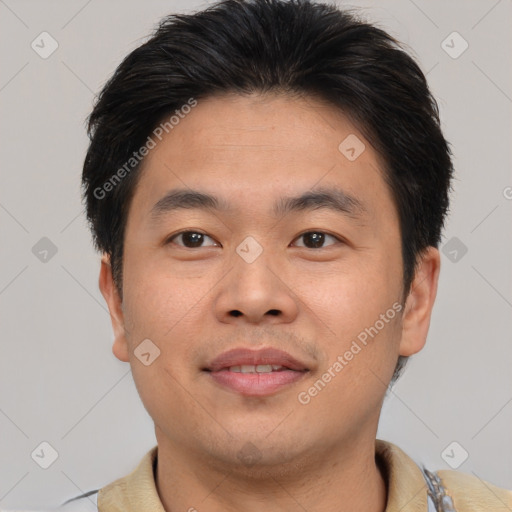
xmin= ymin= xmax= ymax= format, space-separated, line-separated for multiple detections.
xmin=155 ymin=433 xmax=387 ymax=512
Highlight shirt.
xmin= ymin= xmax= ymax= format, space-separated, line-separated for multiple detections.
xmin=10 ymin=440 xmax=512 ymax=511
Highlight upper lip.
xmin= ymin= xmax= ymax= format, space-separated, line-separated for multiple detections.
xmin=205 ymin=348 xmax=309 ymax=372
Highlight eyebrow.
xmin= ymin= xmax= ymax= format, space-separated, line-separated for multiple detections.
xmin=150 ymin=186 xmax=367 ymax=221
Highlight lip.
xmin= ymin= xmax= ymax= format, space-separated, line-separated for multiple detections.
xmin=205 ymin=347 xmax=309 ymax=372
xmin=204 ymin=347 xmax=309 ymax=397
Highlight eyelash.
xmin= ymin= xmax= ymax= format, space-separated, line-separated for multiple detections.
xmin=165 ymin=230 xmax=344 ymax=249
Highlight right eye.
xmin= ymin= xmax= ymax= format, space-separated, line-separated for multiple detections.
xmin=166 ymin=231 xmax=220 ymax=248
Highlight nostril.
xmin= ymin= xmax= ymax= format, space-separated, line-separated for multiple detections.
xmin=228 ymin=310 xmax=280 ymax=317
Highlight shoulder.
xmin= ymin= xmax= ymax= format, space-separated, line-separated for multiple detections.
xmin=1 ymin=490 xmax=99 ymax=512
xmin=436 ymin=469 xmax=512 ymax=511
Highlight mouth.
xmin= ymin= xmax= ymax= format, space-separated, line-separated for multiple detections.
xmin=203 ymin=347 xmax=309 ymax=397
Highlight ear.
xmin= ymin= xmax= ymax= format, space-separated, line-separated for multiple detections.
xmin=399 ymin=247 xmax=440 ymax=357
xmin=98 ymin=254 xmax=130 ymax=362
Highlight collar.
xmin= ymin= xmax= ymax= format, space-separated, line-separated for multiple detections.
xmin=97 ymin=440 xmax=430 ymax=511
xmin=375 ymin=440 xmax=430 ymax=511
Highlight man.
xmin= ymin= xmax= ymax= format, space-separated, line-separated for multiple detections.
xmin=50 ymin=0 xmax=512 ymax=510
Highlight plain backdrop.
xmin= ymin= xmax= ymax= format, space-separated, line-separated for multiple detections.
xmin=0 ymin=0 xmax=511 ymax=508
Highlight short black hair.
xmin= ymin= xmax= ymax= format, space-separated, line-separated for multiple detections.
xmin=82 ymin=0 xmax=453 ymax=381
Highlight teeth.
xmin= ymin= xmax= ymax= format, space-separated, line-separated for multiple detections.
xmin=228 ymin=365 xmax=284 ymax=373
xmin=256 ymin=365 xmax=272 ymax=373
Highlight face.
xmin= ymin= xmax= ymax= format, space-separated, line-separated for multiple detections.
xmin=100 ymin=92 xmax=439 ymax=471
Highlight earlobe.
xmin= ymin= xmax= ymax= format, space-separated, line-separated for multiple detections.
xmin=98 ymin=254 xmax=130 ymax=363
xmin=399 ymin=247 xmax=440 ymax=357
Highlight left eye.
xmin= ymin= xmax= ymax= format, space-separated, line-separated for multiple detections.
xmin=292 ymin=231 xmax=340 ymax=249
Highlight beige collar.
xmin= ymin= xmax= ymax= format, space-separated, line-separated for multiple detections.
xmin=98 ymin=440 xmax=429 ymax=511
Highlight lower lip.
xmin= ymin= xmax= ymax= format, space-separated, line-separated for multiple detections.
xmin=207 ymin=369 xmax=306 ymax=396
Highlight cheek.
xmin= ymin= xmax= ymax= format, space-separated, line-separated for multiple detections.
xmin=121 ymin=262 xmax=210 ymax=439
xmin=122 ymin=253 xmax=207 ymax=340
xmin=130 ymin=359 xmax=208 ymax=448
xmin=295 ymin=294 xmax=402 ymax=437
xmin=296 ymin=256 xmax=401 ymax=339
xmin=292 ymin=251 xmax=403 ymax=387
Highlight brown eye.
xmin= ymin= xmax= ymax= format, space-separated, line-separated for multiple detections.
xmin=168 ymin=231 xmax=218 ymax=248
xmin=293 ymin=231 xmax=340 ymax=249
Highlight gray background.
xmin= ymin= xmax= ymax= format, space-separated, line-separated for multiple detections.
xmin=0 ymin=0 xmax=511 ymax=508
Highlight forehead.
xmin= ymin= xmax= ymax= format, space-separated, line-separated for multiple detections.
xmin=128 ymin=92 xmax=396 ymax=225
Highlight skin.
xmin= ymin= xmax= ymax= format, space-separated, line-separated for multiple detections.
xmin=99 ymin=92 xmax=440 ymax=512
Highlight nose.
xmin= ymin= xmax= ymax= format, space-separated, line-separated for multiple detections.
xmin=213 ymin=244 xmax=299 ymax=326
